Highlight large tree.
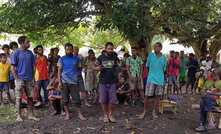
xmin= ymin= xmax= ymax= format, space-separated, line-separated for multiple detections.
xmin=160 ymin=0 xmax=221 ymax=58
xmin=0 ymin=0 xmax=220 ymax=59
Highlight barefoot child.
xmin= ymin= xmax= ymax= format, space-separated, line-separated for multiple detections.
xmin=194 ymin=66 xmax=207 ymax=94
xmin=48 ymin=82 xmax=65 ymax=116
xmin=0 ymin=53 xmax=14 ymax=106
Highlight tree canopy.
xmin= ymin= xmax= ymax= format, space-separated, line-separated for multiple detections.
xmin=1 ymin=0 xmax=221 ymax=58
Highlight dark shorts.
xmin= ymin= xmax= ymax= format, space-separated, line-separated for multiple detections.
xmin=117 ymin=93 xmax=126 ymax=103
xmin=61 ymin=83 xmax=81 ymax=107
xmin=9 ymin=80 xmax=15 ymax=89
xmin=99 ymin=83 xmax=117 ymax=104
xmin=0 ymin=82 xmax=9 ymax=91
xmin=168 ymin=75 xmax=178 ymax=86
xmin=77 ymin=76 xmax=85 ymax=92
xmin=187 ymin=77 xmax=195 ymax=85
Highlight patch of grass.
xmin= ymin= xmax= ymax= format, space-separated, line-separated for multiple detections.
xmin=0 ymin=106 xmax=17 ymax=123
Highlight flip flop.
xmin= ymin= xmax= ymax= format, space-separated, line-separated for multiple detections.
xmin=103 ymin=118 xmax=109 ymax=123
xmin=195 ymin=126 xmax=207 ymax=132
xmin=109 ymin=118 xmax=117 ymax=123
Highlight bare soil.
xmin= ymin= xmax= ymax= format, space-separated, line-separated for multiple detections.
xmin=0 ymin=92 xmax=221 ymax=134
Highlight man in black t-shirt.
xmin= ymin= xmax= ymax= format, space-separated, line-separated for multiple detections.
xmin=93 ymin=42 xmax=119 ymax=123
xmin=116 ymin=76 xmax=131 ymax=105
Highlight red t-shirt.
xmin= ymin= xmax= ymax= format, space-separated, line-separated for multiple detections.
xmin=143 ymin=66 xmax=147 ymax=78
xmin=168 ymin=58 xmax=181 ymax=75
xmin=35 ymin=56 xmax=49 ymax=81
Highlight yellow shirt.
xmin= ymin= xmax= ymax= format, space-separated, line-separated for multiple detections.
xmin=0 ymin=62 xmax=11 ymax=82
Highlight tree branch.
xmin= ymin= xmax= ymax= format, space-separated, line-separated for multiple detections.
xmin=1 ymin=11 xmax=105 ymax=34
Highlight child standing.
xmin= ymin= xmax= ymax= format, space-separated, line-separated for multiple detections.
xmin=48 ymin=82 xmax=65 ymax=116
xmin=126 ymin=47 xmax=144 ymax=106
xmin=0 ymin=53 xmax=14 ymax=106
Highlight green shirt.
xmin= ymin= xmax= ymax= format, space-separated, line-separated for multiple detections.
xmin=202 ymin=80 xmax=221 ymax=107
xmin=213 ymin=61 xmax=220 ymax=68
xmin=126 ymin=56 xmax=143 ymax=78
xmin=179 ymin=58 xmax=187 ymax=74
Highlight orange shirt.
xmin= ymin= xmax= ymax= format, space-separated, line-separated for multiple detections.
xmin=35 ymin=56 xmax=49 ymax=81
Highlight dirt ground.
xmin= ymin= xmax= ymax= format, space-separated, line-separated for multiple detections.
xmin=0 ymin=89 xmax=221 ymax=134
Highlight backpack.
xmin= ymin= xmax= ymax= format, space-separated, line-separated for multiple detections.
xmin=172 ymin=59 xmax=179 ymax=69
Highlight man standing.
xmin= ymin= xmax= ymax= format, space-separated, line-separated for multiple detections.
xmin=57 ymin=43 xmax=85 ymax=121
xmin=201 ymin=55 xmax=212 ymax=77
xmin=73 ymin=46 xmax=92 ymax=107
xmin=92 ymin=42 xmax=119 ymax=123
xmin=186 ymin=53 xmax=198 ymax=94
xmin=11 ymin=36 xmax=39 ymax=122
xmin=168 ymin=52 xmax=181 ymax=95
xmin=140 ymin=42 xmax=166 ymax=119
xmin=35 ymin=45 xmax=49 ymax=104
xmin=178 ymin=51 xmax=187 ymax=93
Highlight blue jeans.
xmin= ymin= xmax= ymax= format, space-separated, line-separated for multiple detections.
xmin=200 ymin=94 xmax=219 ymax=124
xmin=35 ymin=79 xmax=49 ymax=103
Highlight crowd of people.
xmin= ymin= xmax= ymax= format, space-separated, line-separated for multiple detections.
xmin=0 ymin=36 xmax=221 ymax=132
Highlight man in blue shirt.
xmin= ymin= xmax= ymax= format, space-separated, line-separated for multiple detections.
xmin=140 ymin=42 xmax=166 ymax=119
xmin=57 ymin=43 xmax=86 ymax=121
xmin=186 ymin=53 xmax=198 ymax=94
xmin=73 ymin=46 xmax=92 ymax=107
xmin=11 ymin=36 xmax=39 ymax=122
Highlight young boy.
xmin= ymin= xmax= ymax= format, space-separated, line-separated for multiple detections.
xmin=194 ymin=66 xmax=207 ymax=94
xmin=48 ymin=82 xmax=65 ymax=116
xmin=126 ymin=47 xmax=144 ymax=106
xmin=9 ymin=42 xmax=18 ymax=95
xmin=0 ymin=53 xmax=14 ymax=106
xmin=116 ymin=76 xmax=131 ymax=105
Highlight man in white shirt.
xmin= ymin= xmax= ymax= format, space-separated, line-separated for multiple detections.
xmin=201 ymin=55 xmax=212 ymax=77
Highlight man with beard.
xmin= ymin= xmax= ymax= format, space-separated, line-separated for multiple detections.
xmin=140 ymin=42 xmax=166 ymax=119
xmin=35 ymin=45 xmax=49 ymax=104
xmin=92 ymin=42 xmax=119 ymax=123
xmin=57 ymin=43 xmax=85 ymax=121
xmin=11 ymin=36 xmax=39 ymax=122
xmin=195 ymin=68 xmax=221 ymax=132
xmin=73 ymin=46 xmax=92 ymax=107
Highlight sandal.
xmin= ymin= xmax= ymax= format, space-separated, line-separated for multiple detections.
xmin=206 ymin=123 xmax=216 ymax=130
xmin=103 ymin=118 xmax=109 ymax=123
xmin=195 ymin=125 xmax=207 ymax=132
xmin=109 ymin=118 xmax=117 ymax=123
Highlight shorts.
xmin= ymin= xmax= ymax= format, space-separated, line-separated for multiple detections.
xmin=178 ymin=73 xmax=187 ymax=82
xmin=129 ymin=77 xmax=143 ymax=90
xmin=145 ymin=81 xmax=163 ymax=96
xmin=99 ymin=83 xmax=117 ymax=104
xmin=0 ymin=82 xmax=9 ymax=91
xmin=9 ymin=80 xmax=15 ymax=89
xmin=61 ymin=83 xmax=81 ymax=107
xmin=168 ymin=75 xmax=178 ymax=86
xmin=15 ymin=79 xmax=34 ymax=99
xmin=117 ymin=93 xmax=126 ymax=103
xmin=187 ymin=77 xmax=195 ymax=85
xmin=77 ymin=76 xmax=85 ymax=92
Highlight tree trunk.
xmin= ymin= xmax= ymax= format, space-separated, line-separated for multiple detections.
xmin=128 ymin=38 xmax=152 ymax=61
xmin=208 ymin=42 xmax=221 ymax=57
xmin=190 ymin=41 xmax=207 ymax=59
